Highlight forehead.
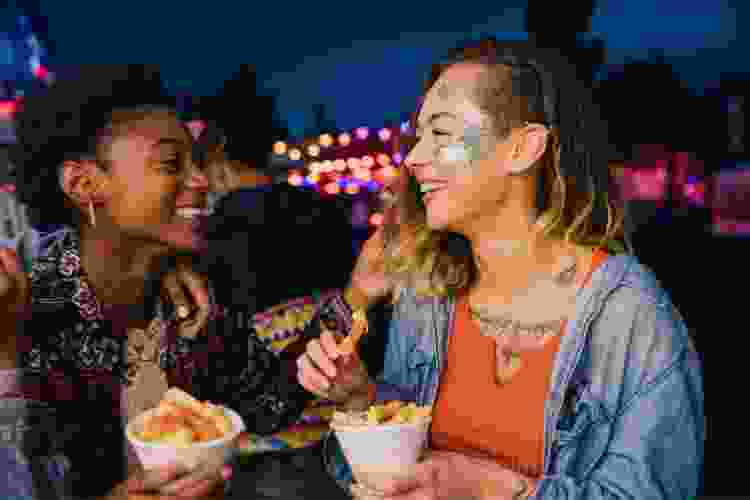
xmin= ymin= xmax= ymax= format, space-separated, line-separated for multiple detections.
xmin=109 ymin=113 xmax=190 ymax=154
xmin=418 ymin=64 xmax=487 ymax=125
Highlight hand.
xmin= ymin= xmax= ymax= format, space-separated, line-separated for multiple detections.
xmin=206 ymin=158 xmax=242 ymax=195
xmin=349 ymin=226 xmax=393 ymax=309
xmin=379 ymin=451 xmax=531 ymax=500
xmin=0 ymin=248 xmax=30 ymax=368
xmin=161 ymin=257 xmax=210 ymax=339
xmin=104 ymin=461 xmax=232 ymax=499
xmin=297 ymin=329 xmax=372 ymax=408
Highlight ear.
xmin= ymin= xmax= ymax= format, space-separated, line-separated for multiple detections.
xmin=506 ymin=124 xmax=550 ymax=175
xmin=60 ymin=160 xmax=109 ymax=207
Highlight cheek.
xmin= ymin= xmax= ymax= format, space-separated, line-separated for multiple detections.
xmin=110 ymin=179 xmax=176 ymax=225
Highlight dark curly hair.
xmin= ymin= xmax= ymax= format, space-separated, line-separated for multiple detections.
xmin=10 ymin=64 xmax=176 ymax=227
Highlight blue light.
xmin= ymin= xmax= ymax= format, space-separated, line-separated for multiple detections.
xmin=687 ymin=176 xmax=698 ymax=184
xmin=338 ymin=178 xmax=348 ymax=188
xmin=367 ymin=181 xmax=380 ymax=192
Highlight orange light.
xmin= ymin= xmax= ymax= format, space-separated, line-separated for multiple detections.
xmin=307 ymin=144 xmax=320 ymax=157
xmin=273 ymin=141 xmax=287 ymax=155
xmin=345 ymin=183 xmax=360 ymax=195
xmin=319 ymin=134 xmax=334 ymax=147
xmin=309 ymin=162 xmax=322 ymax=175
xmin=361 ymin=156 xmax=375 ymax=169
xmin=354 ymin=169 xmax=372 ymax=181
xmin=338 ymin=133 xmax=351 ymax=146
xmin=324 ymin=183 xmax=340 ymax=195
xmin=369 ymin=213 xmax=384 ymax=226
xmin=289 ymin=148 xmax=302 ymax=161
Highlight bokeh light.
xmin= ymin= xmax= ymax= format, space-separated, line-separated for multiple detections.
xmin=355 ymin=127 xmax=369 ymax=140
xmin=345 ymin=183 xmax=360 ymax=195
xmin=306 ymin=172 xmax=320 ymax=184
xmin=361 ymin=155 xmax=375 ymax=169
xmin=324 ymin=183 xmax=340 ymax=195
xmin=334 ymin=159 xmax=347 ymax=172
xmin=378 ymin=128 xmax=392 ymax=141
xmin=400 ymin=121 xmax=410 ymax=133
xmin=392 ymin=152 xmax=403 ymax=165
xmin=376 ymin=154 xmax=391 ymax=167
xmin=273 ymin=141 xmax=287 ymax=155
xmin=319 ymin=134 xmax=334 ymax=147
xmin=308 ymin=161 xmax=322 ymax=175
xmin=307 ymin=144 xmax=320 ymax=157
xmin=288 ymin=172 xmax=304 ymax=186
xmin=289 ymin=148 xmax=302 ymax=161
xmin=321 ymin=160 xmax=334 ymax=173
xmin=347 ymin=157 xmax=361 ymax=170
xmin=338 ymin=132 xmax=351 ymax=146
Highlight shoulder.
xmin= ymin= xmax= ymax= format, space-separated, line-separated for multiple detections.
xmin=586 ymin=254 xmax=696 ymax=387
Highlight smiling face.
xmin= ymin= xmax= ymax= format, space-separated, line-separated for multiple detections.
xmin=99 ymin=110 xmax=209 ymax=252
xmin=405 ymin=63 xmax=520 ymax=232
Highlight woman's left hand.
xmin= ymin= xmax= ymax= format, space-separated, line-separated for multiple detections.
xmin=379 ymin=450 xmax=530 ymax=500
xmin=161 ymin=257 xmax=211 ymax=339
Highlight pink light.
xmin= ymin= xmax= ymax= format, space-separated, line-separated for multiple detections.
xmin=392 ymin=153 xmax=403 ymax=165
xmin=361 ymin=156 xmax=375 ymax=169
xmin=186 ymin=120 xmax=207 ymax=140
xmin=0 ymin=184 xmax=16 ymax=193
xmin=378 ymin=128 xmax=391 ymax=141
xmin=355 ymin=127 xmax=369 ymax=140
xmin=338 ymin=133 xmax=351 ymax=146
xmin=33 ymin=64 xmax=49 ymax=80
xmin=0 ymin=101 xmax=18 ymax=117
xmin=288 ymin=172 xmax=304 ymax=186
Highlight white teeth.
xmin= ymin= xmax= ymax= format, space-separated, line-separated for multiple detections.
xmin=420 ymin=183 xmax=445 ymax=193
xmin=176 ymin=208 xmax=206 ymax=218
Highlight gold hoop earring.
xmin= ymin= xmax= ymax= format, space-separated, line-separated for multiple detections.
xmin=88 ymin=199 xmax=97 ymax=228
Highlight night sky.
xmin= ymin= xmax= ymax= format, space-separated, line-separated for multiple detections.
xmin=37 ymin=0 xmax=742 ymax=136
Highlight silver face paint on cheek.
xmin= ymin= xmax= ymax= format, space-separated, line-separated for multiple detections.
xmin=463 ymin=124 xmax=484 ymax=163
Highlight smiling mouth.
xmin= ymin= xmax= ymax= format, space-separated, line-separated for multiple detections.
xmin=175 ymin=208 xmax=210 ymax=220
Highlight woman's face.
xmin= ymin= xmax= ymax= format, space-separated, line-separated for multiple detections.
xmin=405 ymin=64 xmax=517 ymax=232
xmin=100 ymin=111 xmax=209 ymax=252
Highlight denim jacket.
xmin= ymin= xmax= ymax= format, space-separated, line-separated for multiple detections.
xmin=325 ymin=254 xmax=705 ymax=499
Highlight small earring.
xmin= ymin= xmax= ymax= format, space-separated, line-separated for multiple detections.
xmin=88 ymin=199 xmax=96 ymax=228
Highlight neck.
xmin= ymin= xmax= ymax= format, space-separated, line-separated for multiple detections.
xmin=460 ymin=199 xmax=554 ymax=289
xmin=78 ymin=224 xmax=165 ymax=309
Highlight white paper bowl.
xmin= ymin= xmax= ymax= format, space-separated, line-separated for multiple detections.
xmin=126 ymin=405 xmax=246 ymax=471
xmin=332 ymin=418 xmax=431 ymax=492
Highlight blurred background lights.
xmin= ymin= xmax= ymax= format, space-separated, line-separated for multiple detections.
xmin=400 ymin=121 xmax=410 ymax=133
xmin=345 ymin=183 xmax=360 ymax=195
xmin=378 ymin=128 xmax=392 ymax=141
xmin=273 ymin=141 xmax=287 ymax=155
xmin=332 ymin=159 xmax=346 ymax=172
xmin=355 ymin=127 xmax=369 ymax=140
xmin=308 ymin=161 xmax=322 ymax=175
xmin=287 ymin=172 xmax=304 ymax=186
xmin=307 ymin=144 xmax=320 ymax=157
xmin=324 ymin=183 xmax=340 ymax=195
xmin=392 ymin=152 xmax=403 ymax=165
xmin=376 ymin=154 xmax=390 ymax=167
xmin=347 ymin=157 xmax=361 ymax=170
xmin=306 ymin=172 xmax=320 ymax=184
xmin=338 ymin=132 xmax=351 ymax=146
xmin=361 ymin=155 xmax=375 ymax=169
xmin=321 ymin=160 xmax=334 ymax=173
xmin=289 ymin=148 xmax=302 ymax=161
xmin=319 ymin=134 xmax=333 ymax=147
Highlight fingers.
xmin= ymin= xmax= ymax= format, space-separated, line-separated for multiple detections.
xmin=127 ymin=463 xmax=187 ymax=493
xmin=0 ymin=248 xmax=29 ymax=308
xmin=162 ymin=272 xmax=192 ymax=320
xmin=297 ymin=351 xmax=332 ymax=397
xmin=309 ymin=335 xmax=339 ymax=377
xmin=157 ymin=460 xmax=222 ymax=496
xmin=175 ymin=265 xmax=210 ymax=338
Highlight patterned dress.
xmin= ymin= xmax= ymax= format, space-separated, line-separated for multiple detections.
xmin=0 ymin=228 xmax=353 ymax=499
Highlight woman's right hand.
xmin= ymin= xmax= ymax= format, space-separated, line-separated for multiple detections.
xmin=297 ymin=330 xmax=373 ymax=409
xmin=0 ymin=248 xmax=30 ymax=368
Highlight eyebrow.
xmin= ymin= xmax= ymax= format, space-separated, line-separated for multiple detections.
xmin=416 ymin=112 xmax=459 ymax=130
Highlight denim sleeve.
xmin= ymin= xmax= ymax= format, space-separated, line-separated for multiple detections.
xmin=534 ymin=296 xmax=705 ymax=500
xmin=374 ymin=298 xmax=417 ymax=403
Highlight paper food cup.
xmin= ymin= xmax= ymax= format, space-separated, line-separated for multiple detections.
xmin=332 ymin=417 xmax=431 ymax=492
xmin=126 ymin=405 xmax=245 ymax=471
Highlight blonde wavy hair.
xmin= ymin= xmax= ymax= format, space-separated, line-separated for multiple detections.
xmin=384 ymin=38 xmax=626 ymax=299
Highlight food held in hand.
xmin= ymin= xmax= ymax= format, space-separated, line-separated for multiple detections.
xmin=332 ymin=401 xmax=431 ymax=427
xmin=135 ymin=388 xmax=233 ymax=446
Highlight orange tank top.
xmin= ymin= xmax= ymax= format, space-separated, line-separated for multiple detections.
xmin=430 ymin=250 xmax=609 ymax=478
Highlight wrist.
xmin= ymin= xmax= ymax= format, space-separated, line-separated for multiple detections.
xmin=342 ymin=381 xmax=376 ymax=411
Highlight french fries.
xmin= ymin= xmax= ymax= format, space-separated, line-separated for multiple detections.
xmin=136 ymin=388 xmax=232 ymax=444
